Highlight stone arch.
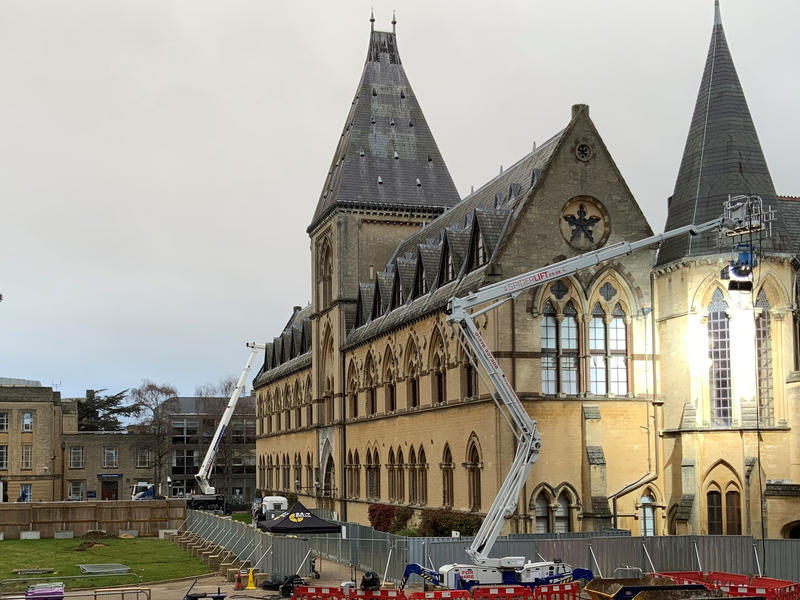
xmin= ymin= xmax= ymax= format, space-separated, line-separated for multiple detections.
xmin=702 ymin=458 xmax=743 ymax=491
xmin=534 ymin=275 xmax=586 ymax=314
xmin=587 ymin=267 xmax=638 ymax=317
xmin=781 ymin=521 xmax=800 ymax=539
xmin=755 ymin=272 xmax=791 ymax=308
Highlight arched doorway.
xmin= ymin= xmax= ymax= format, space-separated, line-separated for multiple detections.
xmin=784 ymin=522 xmax=800 ymax=539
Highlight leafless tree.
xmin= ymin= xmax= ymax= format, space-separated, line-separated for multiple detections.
xmin=130 ymin=380 xmax=178 ymax=496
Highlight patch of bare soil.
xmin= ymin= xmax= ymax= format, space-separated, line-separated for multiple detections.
xmin=74 ymin=541 xmax=108 ymax=551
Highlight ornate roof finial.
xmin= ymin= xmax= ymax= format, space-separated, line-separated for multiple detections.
xmin=714 ymin=0 xmax=721 ymax=26
xmin=392 ymin=10 xmax=397 ymax=34
xmin=370 ymin=8 xmax=375 ymax=32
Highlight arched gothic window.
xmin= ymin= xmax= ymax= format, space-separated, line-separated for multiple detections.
xmin=319 ymin=241 xmax=333 ymax=308
xmin=294 ymin=384 xmax=302 ymax=427
xmin=589 ymin=302 xmax=629 ymax=395
xmin=305 ymin=453 xmax=313 ymax=492
xmin=365 ymin=355 xmax=377 ymax=416
xmin=396 ymin=449 xmax=405 ymax=503
xmin=442 ymin=445 xmax=454 ymax=508
xmin=418 ymin=447 xmax=427 ymax=506
xmin=387 ymin=449 xmax=396 ymax=501
xmin=531 ymin=489 xmax=573 ymax=533
xmin=726 ymin=489 xmax=742 ymax=535
xmin=541 ymin=298 xmax=579 ymax=394
xmin=464 ymin=362 xmax=478 ymax=400
xmin=366 ymin=449 xmax=381 ymax=500
xmin=707 ymin=490 xmax=723 ymax=534
xmin=347 ymin=369 xmax=358 ymax=420
xmin=533 ymin=492 xmax=551 ymax=533
xmin=708 ymin=289 xmax=732 ymax=426
xmin=407 ymin=353 xmax=420 ymax=409
xmin=466 ymin=440 xmax=482 ymax=511
xmin=305 ymin=379 xmax=313 ymax=427
xmin=408 ymin=448 xmax=418 ymax=504
xmin=266 ymin=456 xmax=274 ymax=490
xmin=640 ymin=493 xmax=655 ymax=536
xmin=554 ymin=493 xmax=571 ymax=532
xmin=353 ymin=451 xmax=360 ymax=498
xmin=294 ymin=454 xmax=302 ymax=490
xmin=755 ymin=289 xmax=774 ymax=426
xmin=433 ymin=355 xmax=446 ymax=404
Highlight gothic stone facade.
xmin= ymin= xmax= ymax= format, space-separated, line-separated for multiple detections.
xmin=253 ymin=15 xmax=800 ymax=538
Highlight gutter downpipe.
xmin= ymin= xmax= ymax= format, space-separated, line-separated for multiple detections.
xmin=610 ymin=271 xmax=661 ymax=528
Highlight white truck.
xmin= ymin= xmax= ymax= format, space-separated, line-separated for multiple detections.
xmin=402 ymin=195 xmax=771 ymax=591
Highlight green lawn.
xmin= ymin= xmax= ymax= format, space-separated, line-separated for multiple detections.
xmin=230 ymin=512 xmax=251 ymax=524
xmin=0 ymin=537 xmax=211 ymax=591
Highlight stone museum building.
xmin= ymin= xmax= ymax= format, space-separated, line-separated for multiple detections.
xmin=253 ymin=6 xmax=800 ymax=537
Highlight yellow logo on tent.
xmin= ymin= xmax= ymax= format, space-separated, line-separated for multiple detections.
xmin=289 ymin=511 xmax=311 ymax=522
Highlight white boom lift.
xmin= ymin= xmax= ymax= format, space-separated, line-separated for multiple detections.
xmin=402 ymin=196 xmax=771 ymax=590
xmin=187 ymin=342 xmax=265 ymax=511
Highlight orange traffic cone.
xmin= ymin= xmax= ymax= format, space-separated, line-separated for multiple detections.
xmin=246 ymin=568 xmax=256 ymax=590
xmin=235 ymin=570 xmax=244 ymax=590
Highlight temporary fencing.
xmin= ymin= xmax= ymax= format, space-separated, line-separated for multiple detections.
xmin=184 ymin=511 xmax=800 ymax=584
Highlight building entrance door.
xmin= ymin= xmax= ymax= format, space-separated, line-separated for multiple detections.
xmin=101 ymin=480 xmax=118 ymax=500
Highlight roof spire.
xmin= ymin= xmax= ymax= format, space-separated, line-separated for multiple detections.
xmin=392 ymin=10 xmax=397 ymax=34
xmin=370 ymin=8 xmax=375 ymax=32
xmin=714 ymin=0 xmax=721 ymax=25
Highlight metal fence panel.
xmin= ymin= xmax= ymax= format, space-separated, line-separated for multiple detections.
xmin=762 ymin=539 xmax=800 ymax=582
xmin=183 ymin=512 xmax=800 ymax=585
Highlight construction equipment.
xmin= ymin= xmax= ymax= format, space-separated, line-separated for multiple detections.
xmin=187 ymin=342 xmax=265 ymax=511
xmin=402 ymin=196 xmax=772 ymax=591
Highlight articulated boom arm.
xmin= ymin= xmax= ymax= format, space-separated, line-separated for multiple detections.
xmin=195 ymin=342 xmax=265 ymax=495
xmin=446 ymin=216 xmax=728 ymax=566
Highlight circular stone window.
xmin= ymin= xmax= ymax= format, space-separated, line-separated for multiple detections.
xmin=559 ymin=196 xmax=610 ymax=250
xmin=575 ymin=143 xmax=592 ymax=162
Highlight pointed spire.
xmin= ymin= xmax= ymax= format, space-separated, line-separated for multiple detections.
xmin=392 ymin=10 xmax=397 ymax=34
xmin=656 ymin=1 xmax=790 ymax=265
xmin=307 ymin=16 xmax=460 ymax=234
xmin=370 ymin=8 xmax=375 ymax=32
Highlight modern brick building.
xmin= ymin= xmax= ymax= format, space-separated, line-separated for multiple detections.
xmin=166 ymin=397 xmax=256 ymax=504
xmin=252 ymin=5 xmax=800 ymax=538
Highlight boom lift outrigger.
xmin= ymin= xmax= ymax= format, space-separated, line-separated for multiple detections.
xmin=187 ymin=342 xmax=265 ymax=511
xmin=402 ymin=196 xmax=771 ymax=590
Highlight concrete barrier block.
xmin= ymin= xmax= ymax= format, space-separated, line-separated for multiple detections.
xmin=0 ymin=532 xmax=4 ymax=541
xmin=54 ymin=531 xmax=74 ymax=539
xmin=159 ymin=529 xmax=178 ymax=539
xmin=20 ymin=531 xmax=40 ymax=540
xmin=119 ymin=529 xmax=139 ymax=538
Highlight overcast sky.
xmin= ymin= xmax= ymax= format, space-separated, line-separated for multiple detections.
xmin=1 ymin=1 xmax=797 ymax=399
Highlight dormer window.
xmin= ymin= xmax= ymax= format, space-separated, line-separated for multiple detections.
xmin=446 ymin=251 xmax=455 ymax=281
xmin=414 ymin=263 xmax=427 ymax=298
xmin=477 ymin=233 xmax=487 ymax=266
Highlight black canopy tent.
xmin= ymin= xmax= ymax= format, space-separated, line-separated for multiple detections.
xmin=257 ymin=501 xmax=341 ymax=534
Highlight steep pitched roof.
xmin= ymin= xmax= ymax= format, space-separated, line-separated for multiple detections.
xmin=253 ymin=304 xmax=313 ymax=388
xmin=657 ymin=1 xmax=792 ymax=266
xmin=777 ymin=196 xmax=800 ymax=257
xmin=308 ymin=28 xmax=460 ymax=233
xmin=345 ymin=128 xmax=564 ymax=348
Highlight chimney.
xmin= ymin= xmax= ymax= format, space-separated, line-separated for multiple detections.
xmin=86 ymin=389 xmax=95 ymax=400
xmin=572 ymin=104 xmax=589 ymax=119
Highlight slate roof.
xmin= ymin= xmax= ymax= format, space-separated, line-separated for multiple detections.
xmin=307 ymin=29 xmax=461 ymax=233
xmin=253 ymin=304 xmax=313 ymax=388
xmin=165 ymin=396 xmax=255 ymax=415
xmin=777 ymin=196 xmax=800 ymax=257
xmin=345 ymin=128 xmax=564 ymax=348
xmin=657 ymin=1 xmax=792 ymax=266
